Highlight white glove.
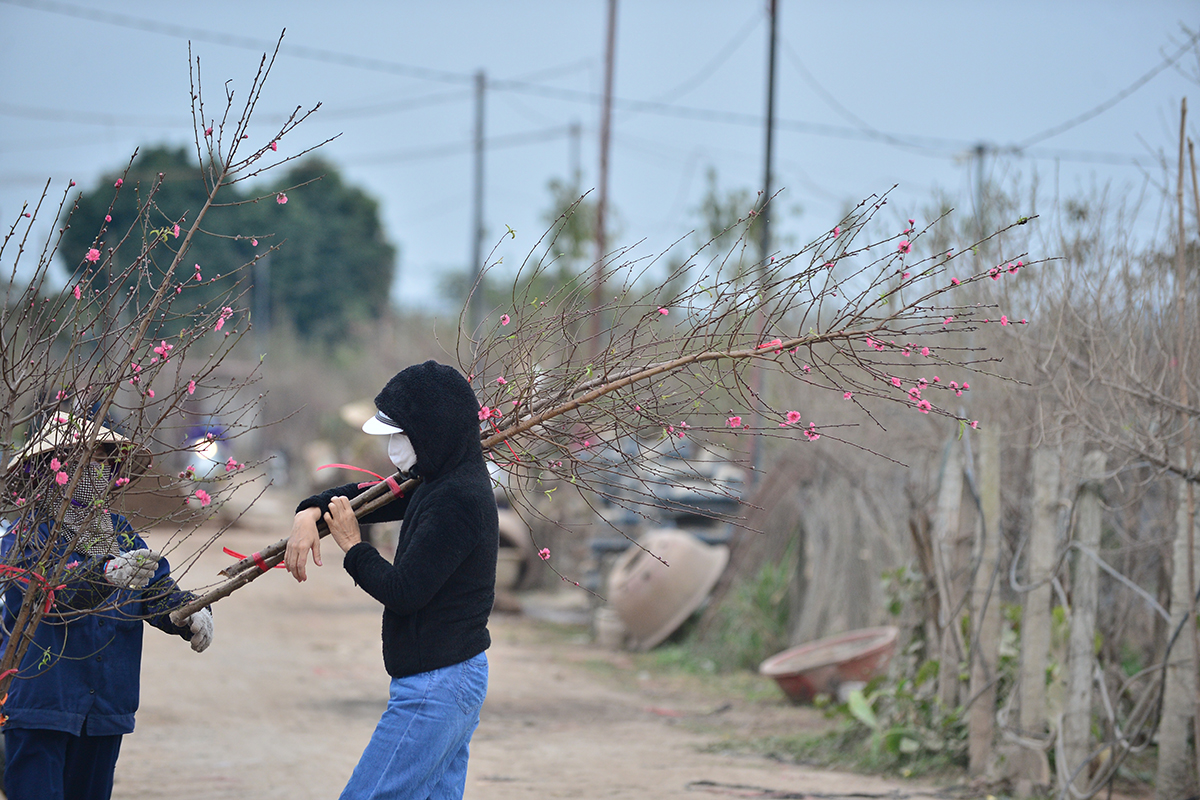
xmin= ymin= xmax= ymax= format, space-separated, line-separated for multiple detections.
xmin=103 ymin=549 xmax=161 ymax=589
xmin=186 ymin=608 xmax=213 ymax=653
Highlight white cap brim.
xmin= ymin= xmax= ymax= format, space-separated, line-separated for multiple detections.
xmin=362 ymin=411 xmax=403 ymax=435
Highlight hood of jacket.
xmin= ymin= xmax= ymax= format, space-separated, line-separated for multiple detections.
xmin=373 ymin=361 xmax=483 ymax=480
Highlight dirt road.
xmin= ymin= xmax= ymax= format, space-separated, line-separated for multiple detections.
xmin=115 ymin=503 xmax=948 ymax=799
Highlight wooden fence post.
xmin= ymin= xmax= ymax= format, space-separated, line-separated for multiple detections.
xmin=1062 ymin=450 xmax=1105 ymax=792
xmin=968 ymin=427 xmax=1002 ymax=775
xmin=933 ymin=440 xmax=965 ymax=708
xmin=1154 ymin=478 xmax=1199 ymax=800
xmin=1014 ymin=446 xmax=1057 ymax=795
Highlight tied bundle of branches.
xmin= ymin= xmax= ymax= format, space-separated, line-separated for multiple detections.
xmin=0 ymin=37 xmax=325 ymax=706
xmin=177 ymin=197 xmax=1038 ymax=622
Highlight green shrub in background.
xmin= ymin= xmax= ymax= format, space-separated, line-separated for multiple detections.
xmin=685 ymin=538 xmax=796 ymax=673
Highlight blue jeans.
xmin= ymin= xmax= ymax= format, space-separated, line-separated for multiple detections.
xmin=341 ymin=652 xmax=488 ymax=800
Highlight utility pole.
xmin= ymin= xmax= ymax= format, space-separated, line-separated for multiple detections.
xmin=748 ymin=0 xmax=779 ymax=480
xmin=469 ymin=69 xmax=486 ymax=334
xmin=590 ymin=0 xmax=617 ymax=358
xmin=758 ymin=0 xmax=779 ymax=266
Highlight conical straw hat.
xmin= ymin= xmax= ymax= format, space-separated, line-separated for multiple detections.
xmin=5 ymin=414 xmax=153 ymax=481
xmin=607 ymin=528 xmax=729 ymax=652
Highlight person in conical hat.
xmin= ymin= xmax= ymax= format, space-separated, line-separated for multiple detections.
xmin=0 ymin=413 xmax=214 ymax=800
xmin=4 ymin=415 xmax=152 ymax=557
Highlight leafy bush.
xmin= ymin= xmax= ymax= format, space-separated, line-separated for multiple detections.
xmin=825 ymin=669 xmax=968 ymax=774
xmin=687 ymin=539 xmax=796 ymax=672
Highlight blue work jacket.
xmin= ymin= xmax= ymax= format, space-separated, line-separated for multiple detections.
xmin=0 ymin=514 xmax=195 ymax=736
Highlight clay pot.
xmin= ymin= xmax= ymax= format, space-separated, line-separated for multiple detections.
xmin=607 ymin=529 xmax=729 ymax=651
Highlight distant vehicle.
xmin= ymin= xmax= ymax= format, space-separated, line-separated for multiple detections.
xmin=178 ymin=422 xmax=236 ymax=503
xmin=181 ymin=423 xmax=230 ymax=478
xmin=581 ymin=435 xmax=744 ymax=529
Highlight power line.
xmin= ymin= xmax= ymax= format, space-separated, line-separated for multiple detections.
xmin=1019 ymin=145 xmax=1156 ymax=168
xmin=1017 ymin=28 xmax=1200 ymax=149
xmin=0 ymin=90 xmax=473 ymax=129
xmin=3 ymin=0 xmax=1169 ymax=168
xmin=319 ymin=89 xmax=472 ymax=121
xmin=343 ymin=125 xmax=573 ymax=166
xmin=0 ymin=125 xmax=575 ymax=184
xmin=647 ymin=12 xmax=760 ymax=105
xmin=606 ymin=10 xmax=759 ymax=131
xmin=0 ymin=0 xmax=971 ymax=150
xmin=0 ymin=0 xmax=474 ymax=85
xmin=0 ymin=101 xmax=183 ymax=128
xmin=778 ymin=37 xmax=951 ymax=157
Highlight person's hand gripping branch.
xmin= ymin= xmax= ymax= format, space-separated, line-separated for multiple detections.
xmin=185 ymin=608 xmax=213 ymax=652
xmin=323 ymin=495 xmax=363 ymax=554
xmin=103 ymin=548 xmax=161 ymax=589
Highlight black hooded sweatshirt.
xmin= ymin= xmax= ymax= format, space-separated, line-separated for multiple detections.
xmin=297 ymin=361 xmax=498 ymax=678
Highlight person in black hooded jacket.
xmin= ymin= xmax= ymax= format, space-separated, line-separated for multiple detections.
xmin=285 ymin=361 xmax=498 ymax=799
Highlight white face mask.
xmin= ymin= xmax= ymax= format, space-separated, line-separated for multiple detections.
xmin=387 ymin=432 xmax=417 ymax=473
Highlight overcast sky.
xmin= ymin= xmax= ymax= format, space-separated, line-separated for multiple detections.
xmin=1 ymin=1 xmax=1197 ymax=316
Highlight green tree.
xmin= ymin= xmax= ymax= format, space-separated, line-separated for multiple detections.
xmin=263 ymin=158 xmax=396 ymax=342
xmin=60 ymin=148 xmax=396 ymax=345
xmin=60 ymin=145 xmax=249 ymax=331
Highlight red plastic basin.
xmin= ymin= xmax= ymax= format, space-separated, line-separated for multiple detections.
xmin=759 ymin=626 xmax=899 ymax=704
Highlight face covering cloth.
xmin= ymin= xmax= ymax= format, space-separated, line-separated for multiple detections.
xmin=43 ymin=461 xmax=118 ymax=558
xmin=388 ymin=433 xmax=417 ymax=473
